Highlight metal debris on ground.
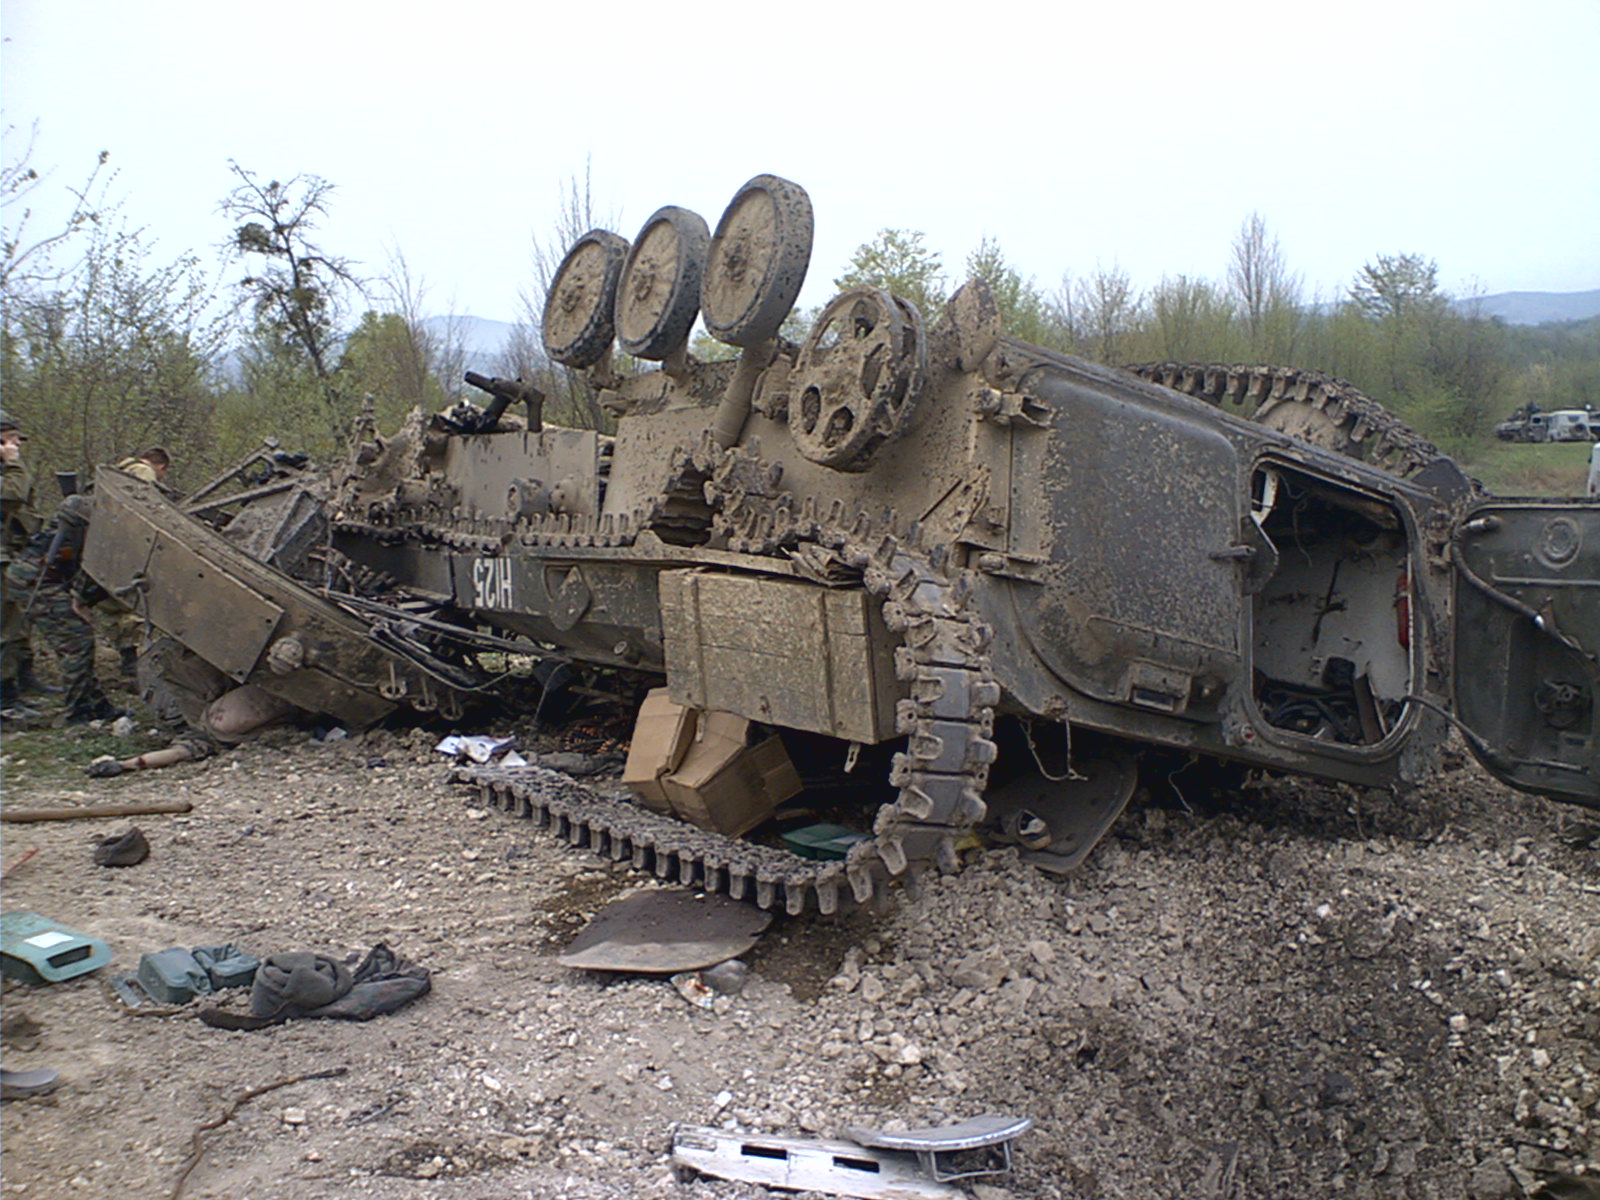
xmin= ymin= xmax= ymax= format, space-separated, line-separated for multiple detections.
xmin=670 ymin=972 xmax=716 ymax=1009
xmin=672 ymin=1125 xmax=974 ymax=1199
xmin=840 ymin=1114 xmax=1034 ymax=1183
xmin=433 ymin=735 xmax=518 ymax=764
xmin=556 ymin=888 xmax=771 ymax=973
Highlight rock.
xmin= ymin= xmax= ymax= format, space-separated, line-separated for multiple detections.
xmin=702 ymin=959 xmax=749 ymax=996
xmin=1077 ymin=977 xmax=1114 ymax=1008
xmin=1466 ymin=1159 xmax=1515 ymax=1199
xmin=949 ymin=949 xmax=1007 ymax=992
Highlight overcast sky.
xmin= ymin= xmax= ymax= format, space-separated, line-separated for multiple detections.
xmin=4 ymin=0 xmax=1597 ymax=329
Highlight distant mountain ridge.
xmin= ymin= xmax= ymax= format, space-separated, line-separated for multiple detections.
xmin=420 ymin=315 xmax=518 ymax=377
xmin=1454 ymin=289 xmax=1600 ymax=325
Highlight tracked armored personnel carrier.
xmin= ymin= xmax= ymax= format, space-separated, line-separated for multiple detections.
xmin=87 ymin=176 xmax=1600 ymax=913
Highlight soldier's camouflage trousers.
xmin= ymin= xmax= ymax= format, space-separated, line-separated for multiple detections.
xmin=0 ymin=570 xmax=33 ymax=690
xmin=22 ymin=583 xmax=107 ymax=715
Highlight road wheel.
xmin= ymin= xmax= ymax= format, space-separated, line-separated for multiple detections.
xmin=615 ymin=206 xmax=708 ymax=361
xmin=789 ymin=288 xmax=928 ymax=470
xmin=701 ymin=175 xmax=813 ymax=348
xmin=543 ymin=230 xmax=630 ymax=369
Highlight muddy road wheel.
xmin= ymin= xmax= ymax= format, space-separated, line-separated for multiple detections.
xmin=615 ymin=206 xmax=709 ymax=361
xmin=543 ymin=230 xmax=630 ymax=369
xmin=701 ymin=175 xmax=813 ymax=348
xmin=789 ymin=288 xmax=928 ymax=470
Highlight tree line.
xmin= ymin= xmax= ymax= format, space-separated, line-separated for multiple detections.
xmin=834 ymin=221 xmax=1600 ymax=453
xmin=4 ymin=146 xmax=1596 ymax=500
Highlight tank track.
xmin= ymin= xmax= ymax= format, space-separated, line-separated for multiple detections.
xmin=457 ymin=461 xmax=999 ymax=913
xmin=1126 ymin=362 xmax=1448 ymax=480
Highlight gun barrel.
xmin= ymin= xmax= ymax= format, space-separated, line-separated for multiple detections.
xmin=464 ymin=373 xmax=546 ymax=433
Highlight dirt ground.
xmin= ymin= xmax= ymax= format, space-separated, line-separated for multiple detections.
xmin=1 ymin=711 xmax=1597 ymax=1200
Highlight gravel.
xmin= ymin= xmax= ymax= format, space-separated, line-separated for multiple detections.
xmin=1 ymin=725 xmax=1596 ymax=1199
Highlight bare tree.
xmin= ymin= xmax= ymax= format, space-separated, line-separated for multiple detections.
xmin=516 ymin=162 xmax=621 ymax=430
xmin=1228 ymin=212 xmax=1302 ymax=361
xmin=1073 ymin=264 xmax=1139 ymax=364
xmin=379 ymin=245 xmax=469 ymax=407
xmin=220 ymin=162 xmax=362 ymax=421
xmin=1 ymin=127 xmax=115 ymax=296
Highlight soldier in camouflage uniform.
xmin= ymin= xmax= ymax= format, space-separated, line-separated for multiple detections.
xmin=5 ymin=493 xmax=120 ymax=724
xmin=1 ymin=412 xmax=43 ymax=701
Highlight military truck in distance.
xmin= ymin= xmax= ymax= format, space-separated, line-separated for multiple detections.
xmin=88 ymin=176 xmax=1600 ymax=915
xmin=1497 ymin=406 xmax=1600 ymax=443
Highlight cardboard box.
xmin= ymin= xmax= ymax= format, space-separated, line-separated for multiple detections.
xmin=662 ymin=711 xmax=802 ymax=837
xmin=622 ymin=688 xmax=699 ymax=813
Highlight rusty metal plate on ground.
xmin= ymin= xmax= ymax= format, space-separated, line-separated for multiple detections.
xmin=556 ymin=888 xmax=770 ymax=973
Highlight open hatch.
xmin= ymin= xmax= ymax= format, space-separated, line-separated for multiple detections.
xmin=1248 ymin=463 xmax=1413 ymax=750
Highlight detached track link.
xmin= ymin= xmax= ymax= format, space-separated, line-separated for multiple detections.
xmin=457 ymin=466 xmax=1000 ymax=913
xmin=1126 ymin=362 xmax=1448 ymax=480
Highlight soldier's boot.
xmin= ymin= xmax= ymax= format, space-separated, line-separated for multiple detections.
xmin=18 ymin=665 xmax=61 ymax=696
xmin=65 ymin=696 xmax=125 ymax=725
xmin=119 ymin=647 xmax=138 ymax=678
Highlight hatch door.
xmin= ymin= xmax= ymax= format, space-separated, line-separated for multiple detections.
xmin=1452 ymin=500 xmax=1600 ymax=808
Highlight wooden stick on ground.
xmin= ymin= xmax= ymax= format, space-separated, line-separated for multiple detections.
xmin=171 ymin=1067 xmax=350 ymax=1200
xmin=1 ymin=800 xmax=194 ymax=823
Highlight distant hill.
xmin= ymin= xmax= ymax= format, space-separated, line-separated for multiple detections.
xmin=1456 ymin=289 xmax=1600 ymax=326
xmin=420 ymin=315 xmax=518 ymax=376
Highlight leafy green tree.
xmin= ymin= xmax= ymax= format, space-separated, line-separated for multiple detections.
xmin=963 ymin=237 xmax=1055 ymax=346
xmin=1343 ymin=253 xmax=1448 ymax=401
xmin=338 ymin=311 xmax=448 ymax=429
xmin=1350 ymin=254 xmax=1442 ymax=321
xmin=3 ymin=143 xmax=225 ymax=483
xmin=1144 ymin=274 xmax=1238 ymax=362
xmin=835 ymin=228 xmax=946 ymax=321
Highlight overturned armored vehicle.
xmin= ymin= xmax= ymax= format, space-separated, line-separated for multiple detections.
xmin=91 ymin=176 xmax=1600 ymax=913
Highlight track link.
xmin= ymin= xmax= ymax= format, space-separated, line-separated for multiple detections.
xmin=1127 ymin=362 xmax=1448 ymax=480
xmin=456 ymin=444 xmax=1000 ymax=912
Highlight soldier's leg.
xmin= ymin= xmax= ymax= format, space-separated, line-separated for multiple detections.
xmin=32 ymin=589 xmax=113 ymax=720
xmin=0 ymin=588 xmax=22 ymax=692
xmin=5 ymin=598 xmax=50 ymax=696
xmin=2 ymin=564 xmax=42 ymax=697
